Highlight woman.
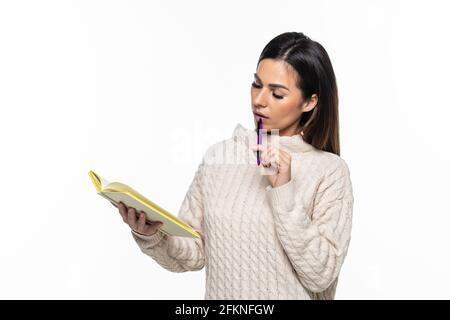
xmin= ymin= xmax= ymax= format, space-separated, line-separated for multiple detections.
xmin=114 ymin=32 xmax=354 ymax=300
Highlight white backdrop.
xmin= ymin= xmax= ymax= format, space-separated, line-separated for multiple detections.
xmin=1 ymin=0 xmax=449 ymax=299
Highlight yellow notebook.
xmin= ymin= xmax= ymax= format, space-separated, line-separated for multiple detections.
xmin=89 ymin=170 xmax=200 ymax=238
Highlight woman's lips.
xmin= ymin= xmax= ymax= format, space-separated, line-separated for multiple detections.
xmin=253 ymin=112 xmax=269 ymax=119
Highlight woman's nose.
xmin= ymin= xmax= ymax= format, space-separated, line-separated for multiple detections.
xmin=253 ymin=88 xmax=268 ymax=107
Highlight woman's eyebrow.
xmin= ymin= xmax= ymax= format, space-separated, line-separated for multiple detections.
xmin=253 ymin=73 xmax=290 ymax=91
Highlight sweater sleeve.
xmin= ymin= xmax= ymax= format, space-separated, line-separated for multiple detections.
xmin=265 ymin=157 xmax=354 ymax=293
xmin=130 ymin=159 xmax=206 ymax=273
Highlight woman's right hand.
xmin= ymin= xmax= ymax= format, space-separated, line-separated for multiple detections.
xmin=112 ymin=201 xmax=164 ymax=236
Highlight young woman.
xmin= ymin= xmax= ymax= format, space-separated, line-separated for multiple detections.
xmin=113 ymin=32 xmax=354 ymax=300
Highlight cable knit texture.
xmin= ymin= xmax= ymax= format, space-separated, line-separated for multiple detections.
xmin=131 ymin=123 xmax=354 ymax=300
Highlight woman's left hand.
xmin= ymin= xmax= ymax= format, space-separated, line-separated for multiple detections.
xmin=251 ymin=144 xmax=292 ymax=188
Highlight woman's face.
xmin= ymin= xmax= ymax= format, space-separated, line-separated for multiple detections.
xmin=250 ymin=58 xmax=317 ymax=136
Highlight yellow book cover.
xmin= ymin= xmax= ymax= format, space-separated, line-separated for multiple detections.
xmin=89 ymin=170 xmax=200 ymax=238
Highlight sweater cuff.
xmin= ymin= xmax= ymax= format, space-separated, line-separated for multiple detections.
xmin=131 ymin=229 xmax=166 ymax=248
xmin=265 ymin=179 xmax=296 ymax=212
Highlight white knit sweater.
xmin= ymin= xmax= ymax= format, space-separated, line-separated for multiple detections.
xmin=131 ymin=123 xmax=354 ymax=300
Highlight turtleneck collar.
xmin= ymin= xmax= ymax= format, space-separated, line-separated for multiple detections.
xmin=231 ymin=123 xmax=314 ymax=154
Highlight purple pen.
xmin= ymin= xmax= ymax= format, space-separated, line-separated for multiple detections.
xmin=257 ymin=118 xmax=262 ymax=166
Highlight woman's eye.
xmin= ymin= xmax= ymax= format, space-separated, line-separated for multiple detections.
xmin=251 ymin=82 xmax=284 ymax=99
xmin=273 ymin=93 xmax=284 ymax=99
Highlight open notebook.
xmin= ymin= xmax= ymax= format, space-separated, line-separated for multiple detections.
xmin=89 ymin=170 xmax=200 ymax=238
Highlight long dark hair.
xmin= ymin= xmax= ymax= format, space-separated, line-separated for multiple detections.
xmin=257 ymin=32 xmax=340 ymax=156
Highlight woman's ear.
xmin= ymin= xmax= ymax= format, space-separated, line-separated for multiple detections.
xmin=302 ymin=94 xmax=318 ymax=112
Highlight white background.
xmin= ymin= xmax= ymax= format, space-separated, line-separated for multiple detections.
xmin=1 ymin=0 xmax=449 ymax=299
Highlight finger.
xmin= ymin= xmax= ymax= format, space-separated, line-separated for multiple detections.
xmin=264 ymin=153 xmax=275 ymax=167
xmin=127 ymin=207 xmax=138 ymax=229
xmin=262 ymin=158 xmax=271 ymax=167
xmin=261 ymin=154 xmax=270 ymax=166
xmin=267 ymin=145 xmax=280 ymax=158
xmin=255 ymin=145 xmax=276 ymax=164
xmin=267 ymin=145 xmax=289 ymax=159
xmin=276 ymin=157 xmax=291 ymax=173
xmin=251 ymin=144 xmax=265 ymax=149
xmin=263 ymin=146 xmax=290 ymax=170
xmin=136 ymin=211 xmax=147 ymax=233
xmin=118 ymin=202 xmax=128 ymax=222
xmin=265 ymin=155 xmax=279 ymax=169
xmin=262 ymin=147 xmax=270 ymax=162
xmin=278 ymin=153 xmax=290 ymax=165
xmin=271 ymin=151 xmax=287 ymax=163
xmin=265 ymin=146 xmax=271 ymax=158
xmin=250 ymin=144 xmax=267 ymax=152
xmin=270 ymin=150 xmax=285 ymax=164
xmin=266 ymin=148 xmax=281 ymax=165
xmin=145 ymin=221 xmax=164 ymax=235
xmin=266 ymin=146 xmax=277 ymax=160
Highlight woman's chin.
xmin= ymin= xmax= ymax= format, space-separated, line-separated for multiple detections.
xmin=254 ymin=118 xmax=271 ymax=129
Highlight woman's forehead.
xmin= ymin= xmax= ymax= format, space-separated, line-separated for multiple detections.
xmin=256 ymin=59 xmax=298 ymax=87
